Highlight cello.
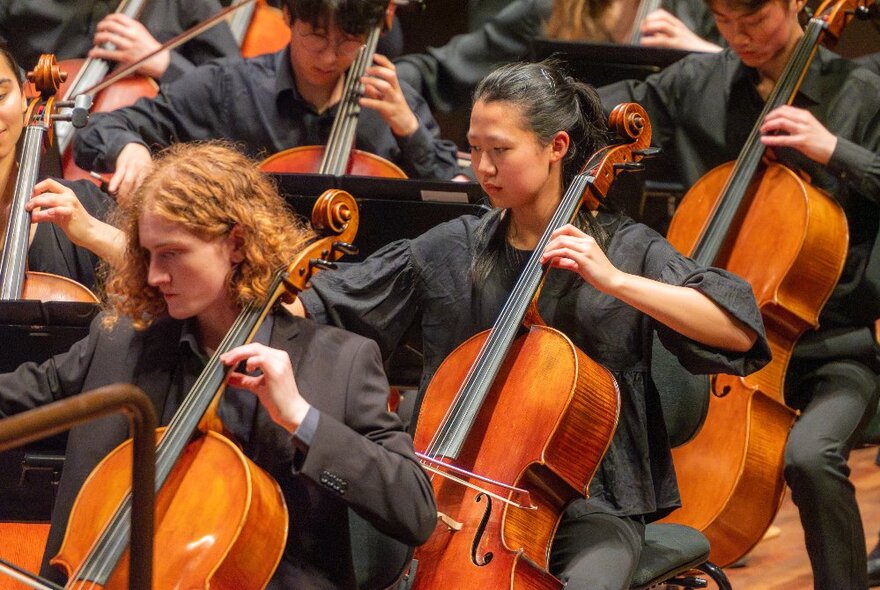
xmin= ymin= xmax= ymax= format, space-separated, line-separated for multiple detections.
xmin=0 ymin=189 xmax=359 ymax=589
xmin=228 ymin=0 xmax=292 ymax=58
xmin=53 ymin=0 xmax=159 ymax=184
xmin=259 ymin=0 xmax=408 ymax=178
xmin=1 ymin=54 xmax=98 ymax=304
xmin=410 ymin=104 xmax=653 ymax=588
xmin=659 ymin=0 xmax=868 ymax=567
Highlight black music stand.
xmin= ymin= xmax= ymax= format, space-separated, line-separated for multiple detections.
xmin=272 ymin=174 xmax=489 ymax=261
xmin=0 ymin=301 xmax=98 ymax=520
xmin=531 ymin=38 xmax=694 ymax=87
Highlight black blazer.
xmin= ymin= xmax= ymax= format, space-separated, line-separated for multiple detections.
xmin=0 ymin=310 xmax=436 ymax=589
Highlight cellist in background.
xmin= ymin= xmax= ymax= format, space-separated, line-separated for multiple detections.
xmin=0 ymin=47 xmax=119 ymax=291
xmin=294 ymin=59 xmax=769 ymax=589
xmin=0 ymin=0 xmax=238 ymax=83
xmin=598 ymin=0 xmax=880 ymax=586
xmin=0 ymin=140 xmax=436 ymax=588
xmin=73 ymin=0 xmax=462 ymax=199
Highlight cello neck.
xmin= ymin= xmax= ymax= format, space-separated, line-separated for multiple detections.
xmin=691 ymin=10 xmax=832 ymax=267
xmin=0 ymin=117 xmax=47 ymax=300
xmin=424 ymin=105 xmax=651 ymax=460
xmin=56 ymin=0 xmax=150 ymax=151
xmin=318 ymin=23 xmax=383 ymax=175
xmin=628 ymin=0 xmax=663 ymax=44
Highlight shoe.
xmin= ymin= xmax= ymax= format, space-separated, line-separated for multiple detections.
xmin=868 ymin=539 xmax=880 ymax=587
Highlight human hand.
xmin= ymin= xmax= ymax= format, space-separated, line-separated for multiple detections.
xmin=760 ymin=105 xmax=837 ymax=165
xmin=639 ymin=9 xmax=722 ymax=52
xmin=540 ymin=224 xmax=624 ymax=293
xmin=90 ymin=13 xmax=170 ymax=79
xmin=359 ymin=54 xmax=419 ymax=137
xmin=110 ymin=143 xmax=152 ymax=201
xmin=28 ymin=179 xmax=103 ymax=248
xmin=221 ymin=343 xmax=312 ymax=433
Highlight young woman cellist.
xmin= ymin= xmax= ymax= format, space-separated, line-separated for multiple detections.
xmin=295 ymin=59 xmax=770 ymax=588
xmin=599 ymin=0 xmax=880 ymax=585
xmin=0 ymin=140 xmax=436 ymax=588
xmin=0 ymin=47 xmax=118 ymax=292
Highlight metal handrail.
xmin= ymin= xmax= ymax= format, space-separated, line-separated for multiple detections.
xmin=0 ymin=384 xmax=157 ymax=590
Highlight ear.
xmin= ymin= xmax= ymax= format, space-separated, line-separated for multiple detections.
xmin=548 ymin=131 xmax=570 ymax=164
xmin=227 ymin=224 xmax=245 ymax=264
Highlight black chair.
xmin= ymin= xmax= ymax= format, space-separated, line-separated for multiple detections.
xmin=350 ymin=508 xmax=413 ymax=590
xmin=629 ymin=336 xmax=732 ymax=590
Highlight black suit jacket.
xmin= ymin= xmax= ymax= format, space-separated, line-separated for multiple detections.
xmin=0 ymin=310 xmax=436 ymax=589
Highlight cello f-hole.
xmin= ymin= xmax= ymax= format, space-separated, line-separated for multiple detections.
xmin=470 ymin=493 xmax=494 ymax=567
xmin=710 ymin=375 xmax=732 ymax=398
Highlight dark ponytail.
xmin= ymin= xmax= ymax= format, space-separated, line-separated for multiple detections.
xmin=470 ymin=59 xmax=614 ymax=285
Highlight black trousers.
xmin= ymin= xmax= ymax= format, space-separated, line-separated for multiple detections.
xmin=785 ymin=359 xmax=880 ymax=590
xmin=548 ymin=501 xmax=646 ymax=590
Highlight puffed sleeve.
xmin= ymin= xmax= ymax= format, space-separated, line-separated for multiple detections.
xmin=646 ymin=238 xmax=771 ymax=376
xmin=294 ymin=334 xmax=437 ymax=544
xmin=299 ymin=239 xmax=423 ymax=359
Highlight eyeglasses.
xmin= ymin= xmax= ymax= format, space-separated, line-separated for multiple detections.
xmin=295 ymin=26 xmax=365 ymax=57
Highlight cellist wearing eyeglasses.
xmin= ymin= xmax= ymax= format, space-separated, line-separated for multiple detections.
xmin=73 ymin=0 xmax=463 ymax=200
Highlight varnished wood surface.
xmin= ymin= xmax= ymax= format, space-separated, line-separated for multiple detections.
xmin=723 ymin=445 xmax=880 ymax=589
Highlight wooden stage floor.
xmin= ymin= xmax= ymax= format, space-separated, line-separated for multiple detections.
xmin=721 ymin=446 xmax=880 ymax=589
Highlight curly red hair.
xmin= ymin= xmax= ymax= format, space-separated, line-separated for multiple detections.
xmin=101 ymin=141 xmax=314 ymax=329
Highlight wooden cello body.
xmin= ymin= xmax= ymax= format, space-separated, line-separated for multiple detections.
xmin=413 ymin=328 xmax=619 ymax=588
xmin=411 ymin=105 xmax=655 ymax=589
xmin=664 ymin=161 xmax=846 ymax=566
xmin=657 ymin=0 xmax=866 ymax=567
xmin=54 ymin=431 xmax=286 ymax=589
xmin=228 ymin=0 xmax=291 ymax=58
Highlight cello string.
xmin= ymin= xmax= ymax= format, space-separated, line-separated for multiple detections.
xmin=321 ymin=25 xmax=380 ymax=174
xmin=693 ymin=16 xmax=823 ymax=265
xmin=70 ymin=293 xmax=267 ymax=585
xmin=427 ymin=175 xmax=590 ymax=458
xmin=428 ymin=175 xmax=590 ymax=457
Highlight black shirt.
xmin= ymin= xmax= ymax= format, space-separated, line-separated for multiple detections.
xmin=299 ymin=212 xmax=769 ymax=518
xmin=0 ymin=0 xmax=239 ymax=83
xmin=74 ymin=47 xmax=462 ymax=181
xmin=599 ymin=47 xmax=880 ymax=328
xmin=27 ymin=178 xmax=113 ymax=293
xmin=395 ymin=0 xmax=722 ymax=113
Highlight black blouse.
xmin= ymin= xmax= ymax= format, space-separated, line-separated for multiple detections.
xmin=27 ymin=178 xmax=112 ymax=293
xmin=300 ymin=212 xmax=770 ymax=518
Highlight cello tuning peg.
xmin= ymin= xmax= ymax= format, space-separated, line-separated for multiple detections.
xmin=613 ymin=161 xmax=645 ymax=172
xmin=633 ymin=146 xmax=662 ymax=158
xmin=54 ymin=94 xmax=93 ymax=128
xmin=310 ymin=259 xmax=338 ymax=271
xmin=332 ymin=241 xmax=359 ymax=256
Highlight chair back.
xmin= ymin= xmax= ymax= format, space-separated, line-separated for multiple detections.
xmin=350 ymin=508 xmax=413 ymax=590
xmin=650 ymin=334 xmax=711 ymax=447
